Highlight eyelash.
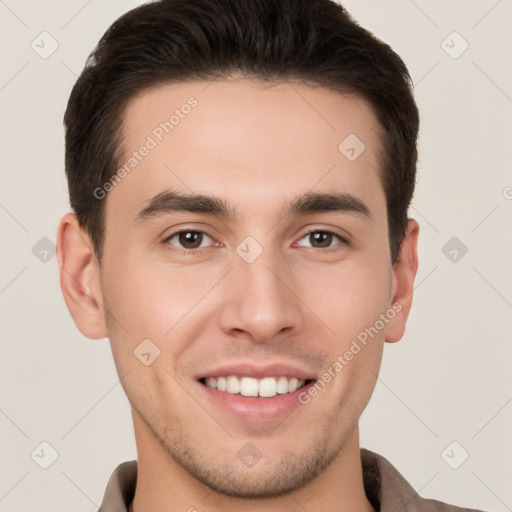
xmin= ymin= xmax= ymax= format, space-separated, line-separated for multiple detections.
xmin=163 ymin=228 xmax=349 ymax=255
xmin=164 ymin=230 xmax=219 ymax=255
xmin=295 ymin=229 xmax=349 ymax=252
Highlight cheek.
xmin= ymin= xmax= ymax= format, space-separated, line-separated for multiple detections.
xmin=296 ymin=256 xmax=392 ymax=344
xmin=101 ymin=249 xmax=207 ymax=334
xmin=100 ymin=251 xmax=226 ymax=377
xmin=304 ymin=259 xmax=390 ymax=404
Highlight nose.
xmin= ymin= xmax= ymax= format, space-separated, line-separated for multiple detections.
xmin=217 ymin=250 xmax=304 ymax=343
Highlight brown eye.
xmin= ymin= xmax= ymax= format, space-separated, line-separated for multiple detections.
xmin=309 ymin=231 xmax=333 ymax=248
xmin=167 ymin=231 xmax=213 ymax=250
xmin=297 ymin=230 xmax=346 ymax=249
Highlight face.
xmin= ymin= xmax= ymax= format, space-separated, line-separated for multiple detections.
xmin=62 ymin=78 xmax=417 ymax=498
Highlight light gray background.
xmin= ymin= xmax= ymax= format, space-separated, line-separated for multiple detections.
xmin=1 ymin=1 xmax=511 ymax=511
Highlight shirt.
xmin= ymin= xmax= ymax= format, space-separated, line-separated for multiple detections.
xmin=98 ymin=448 xmax=487 ymax=511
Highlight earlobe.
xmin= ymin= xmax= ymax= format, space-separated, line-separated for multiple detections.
xmin=56 ymin=213 xmax=108 ymax=339
xmin=385 ymin=219 xmax=419 ymax=343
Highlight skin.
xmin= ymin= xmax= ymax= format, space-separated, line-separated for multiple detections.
xmin=57 ymin=78 xmax=419 ymax=512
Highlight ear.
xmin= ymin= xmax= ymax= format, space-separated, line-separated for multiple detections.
xmin=56 ymin=213 xmax=107 ymax=339
xmin=385 ymin=218 xmax=419 ymax=343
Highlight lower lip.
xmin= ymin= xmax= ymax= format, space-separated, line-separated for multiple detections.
xmin=198 ymin=380 xmax=316 ymax=422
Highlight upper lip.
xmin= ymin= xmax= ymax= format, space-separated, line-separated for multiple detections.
xmin=197 ymin=362 xmax=317 ymax=381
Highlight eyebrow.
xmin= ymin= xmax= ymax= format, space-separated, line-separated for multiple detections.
xmin=285 ymin=191 xmax=371 ymax=220
xmin=134 ymin=189 xmax=371 ymax=223
xmin=135 ymin=190 xmax=235 ymax=222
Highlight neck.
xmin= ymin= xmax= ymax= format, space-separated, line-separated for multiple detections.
xmin=130 ymin=412 xmax=374 ymax=512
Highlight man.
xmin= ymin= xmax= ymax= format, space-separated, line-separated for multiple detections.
xmin=56 ymin=0 xmax=486 ymax=510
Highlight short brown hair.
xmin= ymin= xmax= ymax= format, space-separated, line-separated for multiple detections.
xmin=64 ymin=0 xmax=419 ymax=263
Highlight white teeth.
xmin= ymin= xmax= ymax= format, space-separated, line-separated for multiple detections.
xmin=288 ymin=378 xmax=299 ymax=392
xmin=226 ymin=376 xmax=240 ymax=393
xmin=203 ymin=375 xmax=308 ymax=397
xmin=205 ymin=377 xmax=217 ymax=389
xmin=276 ymin=376 xmax=289 ymax=394
xmin=217 ymin=376 xmax=227 ymax=391
xmin=259 ymin=377 xmax=277 ymax=397
xmin=240 ymin=377 xmax=259 ymax=397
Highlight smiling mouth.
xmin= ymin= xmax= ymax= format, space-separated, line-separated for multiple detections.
xmin=199 ymin=376 xmax=314 ymax=397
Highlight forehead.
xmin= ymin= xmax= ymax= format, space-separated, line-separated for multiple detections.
xmin=107 ymin=78 xmax=386 ymax=223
